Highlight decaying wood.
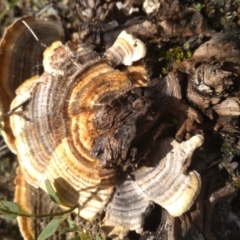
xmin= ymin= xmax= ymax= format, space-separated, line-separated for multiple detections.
xmin=179 ymin=32 xmax=240 ymax=133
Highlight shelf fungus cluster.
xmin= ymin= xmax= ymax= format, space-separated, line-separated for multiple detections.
xmin=0 ymin=17 xmax=203 ymax=239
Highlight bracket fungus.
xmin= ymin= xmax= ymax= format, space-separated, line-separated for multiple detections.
xmin=103 ymin=135 xmax=203 ymax=238
xmin=0 ymin=16 xmax=64 ymax=152
xmin=0 ymin=16 xmax=203 ymax=239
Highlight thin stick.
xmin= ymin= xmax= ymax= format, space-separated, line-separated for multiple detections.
xmin=7 ymin=99 xmax=29 ymax=116
xmin=21 ymin=20 xmax=47 ymax=48
xmin=21 ymin=20 xmax=39 ymax=42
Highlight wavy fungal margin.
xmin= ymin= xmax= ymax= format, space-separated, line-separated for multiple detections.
xmin=8 ymin=30 xmax=147 ymax=222
xmin=103 ymin=135 xmax=203 ymax=238
xmin=0 ymin=17 xmax=203 ymax=239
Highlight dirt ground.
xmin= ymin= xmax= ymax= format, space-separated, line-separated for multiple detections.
xmin=1 ymin=0 xmax=240 ymax=240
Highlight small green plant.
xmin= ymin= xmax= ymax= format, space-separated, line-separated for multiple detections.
xmin=0 ymin=180 xmax=103 ymax=240
xmin=0 ymin=199 xmax=78 ymax=239
xmin=0 ymin=0 xmax=19 ymax=21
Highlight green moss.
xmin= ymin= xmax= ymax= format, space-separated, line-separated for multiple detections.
xmin=186 ymin=50 xmax=193 ymax=59
xmin=0 ymin=157 xmax=10 ymax=172
xmin=221 ymin=142 xmax=239 ymax=156
xmin=232 ymin=177 xmax=240 ymax=188
xmin=166 ymin=47 xmax=183 ymax=63
xmin=192 ymin=3 xmax=204 ymax=12
xmin=161 ymin=67 xmax=168 ymax=74
xmin=160 ymin=46 xmax=193 ymax=74
xmin=170 ymin=118 xmax=179 ymax=127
